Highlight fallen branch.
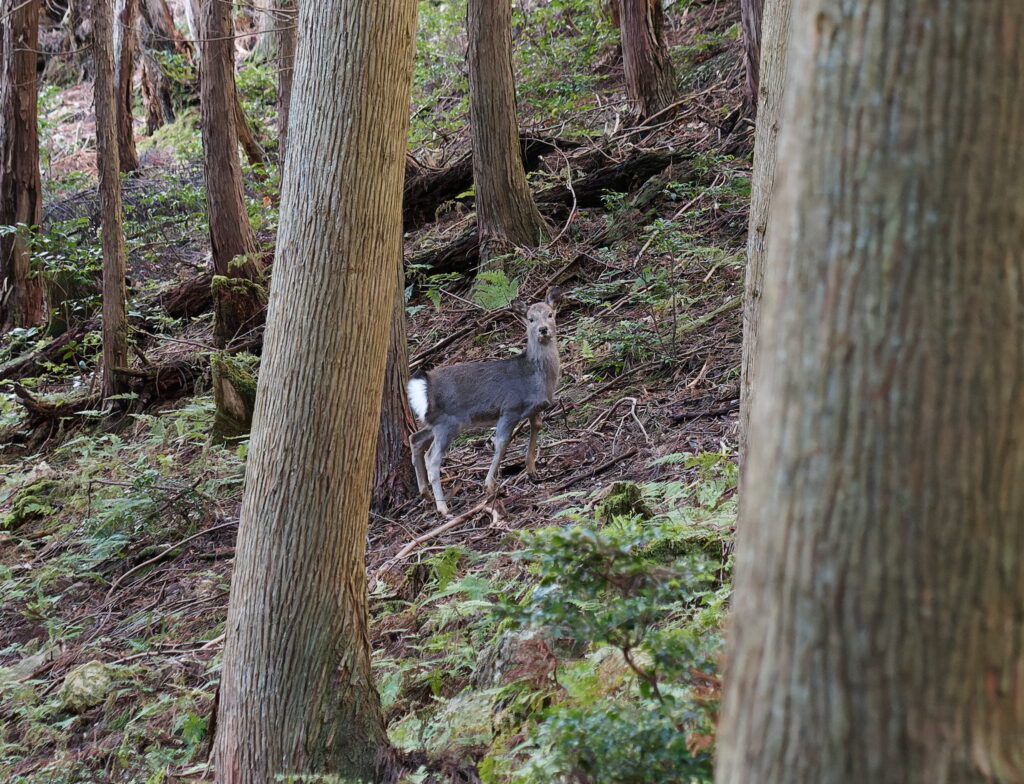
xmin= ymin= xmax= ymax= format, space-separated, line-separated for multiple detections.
xmin=550 ymin=448 xmax=639 ymax=493
xmin=669 ymin=400 xmax=738 ymax=422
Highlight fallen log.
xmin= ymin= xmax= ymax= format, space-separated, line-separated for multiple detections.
xmin=403 ymin=134 xmax=567 ymax=231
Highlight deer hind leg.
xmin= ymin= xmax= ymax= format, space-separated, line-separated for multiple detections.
xmin=410 ymin=427 xmax=434 ymax=499
xmin=526 ymin=412 xmax=543 ymax=475
xmin=425 ymin=420 xmax=459 ymax=516
xmin=484 ymin=415 xmax=518 ymax=494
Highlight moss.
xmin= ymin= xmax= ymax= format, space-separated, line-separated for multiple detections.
xmin=210 ymin=353 xmax=258 ymax=443
xmin=211 ymin=275 xmax=267 ymax=348
xmin=2 ymin=479 xmax=66 ymax=531
xmin=137 ymin=109 xmax=200 ymax=154
xmin=595 ymin=481 xmax=653 ymax=524
xmin=638 ymin=531 xmax=722 ymax=562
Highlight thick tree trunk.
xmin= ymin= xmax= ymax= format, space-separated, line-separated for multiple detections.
xmin=0 ymin=0 xmax=45 ymax=330
xmin=718 ymin=3 xmax=1024 ymax=783
xmin=213 ymin=0 xmax=417 ymax=782
xmin=739 ymin=0 xmax=762 ymax=114
xmin=93 ymin=0 xmax=130 ymax=397
xmin=467 ymin=0 xmax=547 ymax=261
xmin=113 ymin=0 xmax=140 ymax=172
xmin=618 ymin=0 xmax=676 ymax=119
xmin=372 ymin=260 xmax=416 ymax=515
xmin=276 ymin=0 xmax=296 ymax=163
xmin=738 ymin=0 xmax=789 ymax=464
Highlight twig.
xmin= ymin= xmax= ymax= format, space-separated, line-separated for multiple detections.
xmin=550 ymin=448 xmax=639 ymax=492
xmin=106 ymin=520 xmax=238 ymax=599
xmin=669 ymin=401 xmax=738 ymax=423
xmin=373 ymin=499 xmax=495 ymax=579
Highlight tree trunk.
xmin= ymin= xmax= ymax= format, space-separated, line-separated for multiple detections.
xmin=138 ymin=0 xmax=184 ymax=134
xmin=199 ymin=0 xmax=263 ymax=346
xmin=467 ymin=0 xmax=548 ymax=261
xmin=738 ymin=0 xmax=789 ymax=464
xmin=618 ymin=0 xmax=676 ymax=119
xmin=276 ymin=0 xmax=296 ymax=164
xmin=0 ymin=0 xmax=45 ymax=330
xmin=372 ymin=259 xmax=417 ymax=515
xmin=739 ymin=0 xmax=762 ymax=114
xmin=93 ymin=0 xmax=130 ymax=397
xmin=718 ymin=3 xmax=1024 ymax=783
xmin=233 ymin=88 xmax=269 ymax=167
xmin=114 ymin=0 xmax=140 ymax=172
xmin=213 ymin=0 xmax=417 ymax=782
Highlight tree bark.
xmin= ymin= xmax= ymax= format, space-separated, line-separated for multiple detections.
xmin=199 ymin=0 xmax=260 ymax=274
xmin=738 ymin=0 xmax=789 ymax=464
xmin=618 ymin=0 xmax=676 ymax=119
xmin=372 ymin=259 xmax=416 ymax=515
xmin=467 ymin=0 xmax=548 ymax=260
xmin=138 ymin=0 xmax=184 ymax=134
xmin=213 ymin=0 xmax=417 ymax=781
xmin=0 ymin=0 xmax=45 ymax=330
xmin=114 ymin=0 xmax=140 ymax=172
xmin=739 ymin=0 xmax=762 ymax=114
xmin=276 ymin=0 xmax=296 ymax=164
xmin=199 ymin=0 xmax=264 ymax=346
xmin=718 ymin=3 xmax=1024 ymax=783
xmin=93 ymin=0 xmax=130 ymax=397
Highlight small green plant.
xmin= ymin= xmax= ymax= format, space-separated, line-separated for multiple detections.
xmin=473 ymin=270 xmax=520 ymax=310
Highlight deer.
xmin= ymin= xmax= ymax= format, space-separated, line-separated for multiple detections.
xmin=407 ymin=288 xmax=565 ymax=516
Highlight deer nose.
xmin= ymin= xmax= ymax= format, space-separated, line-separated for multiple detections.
xmin=539 ymin=326 xmax=549 ymax=336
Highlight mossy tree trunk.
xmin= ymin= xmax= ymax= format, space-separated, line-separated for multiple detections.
xmin=113 ymin=0 xmax=140 ymax=172
xmin=467 ymin=0 xmax=548 ymax=263
xmin=93 ymin=0 xmax=130 ymax=397
xmin=198 ymin=0 xmax=264 ymax=347
xmin=738 ymin=0 xmax=789 ymax=466
xmin=0 ymin=0 xmax=45 ymax=330
xmin=213 ymin=0 xmax=417 ymax=781
xmin=718 ymin=2 xmax=1024 ymax=782
xmin=618 ymin=0 xmax=676 ymax=119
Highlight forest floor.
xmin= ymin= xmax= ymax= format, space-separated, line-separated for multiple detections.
xmin=1 ymin=2 xmax=749 ymax=782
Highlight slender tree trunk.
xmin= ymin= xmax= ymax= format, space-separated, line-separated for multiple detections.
xmin=199 ymin=0 xmax=259 ymax=273
xmin=467 ymin=0 xmax=548 ymax=261
xmin=138 ymin=0 xmax=184 ymax=134
xmin=0 ymin=0 xmax=45 ymax=330
xmin=199 ymin=0 xmax=264 ymax=346
xmin=233 ymin=87 xmax=269 ymax=167
xmin=276 ymin=0 xmax=296 ymax=163
xmin=372 ymin=260 xmax=416 ymax=514
xmin=93 ymin=0 xmax=130 ymax=397
xmin=738 ymin=0 xmax=789 ymax=464
xmin=618 ymin=0 xmax=676 ymax=119
xmin=114 ymin=0 xmax=140 ymax=172
xmin=739 ymin=0 xmax=762 ymax=114
xmin=718 ymin=3 xmax=1024 ymax=783
xmin=214 ymin=0 xmax=417 ymax=781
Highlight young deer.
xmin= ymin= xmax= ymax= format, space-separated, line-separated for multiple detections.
xmin=407 ymin=288 xmax=564 ymax=515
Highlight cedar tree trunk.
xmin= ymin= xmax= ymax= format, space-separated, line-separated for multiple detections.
xmin=93 ymin=0 xmax=130 ymax=397
xmin=467 ymin=0 xmax=547 ymax=260
xmin=199 ymin=0 xmax=264 ymax=346
xmin=213 ymin=0 xmax=417 ymax=781
xmin=618 ymin=0 xmax=676 ymax=119
xmin=738 ymin=0 xmax=789 ymax=463
xmin=276 ymin=0 xmax=296 ymax=163
xmin=0 ymin=0 xmax=45 ymax=329
xmin=114 ymin=0 xmax=140 ymax=172
xmin=372 ymin=259 xmax=416 ymax=514
xmin=740 ymin=0 xmax=762 ymax=113
xmin=718 ymin=2 xmax=1024 ymax=783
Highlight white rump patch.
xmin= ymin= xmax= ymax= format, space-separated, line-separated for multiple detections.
xmin=407 ymin=378 xmax=429 ymax=422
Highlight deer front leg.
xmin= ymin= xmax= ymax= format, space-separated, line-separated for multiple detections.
xmin=526 ymin=412 xmax=543 ymax=475
xmin=484 ymin=416 xmax=517 ymax=494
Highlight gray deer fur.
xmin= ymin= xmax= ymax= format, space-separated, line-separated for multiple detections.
xmin=407 ymin=288 xmax=564 ymax=515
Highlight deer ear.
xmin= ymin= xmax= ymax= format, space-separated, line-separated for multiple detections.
xmin=512 ymin=299 xmax=528 ymax=316
xmin=546 ymin=287 xmax=565 ymax=309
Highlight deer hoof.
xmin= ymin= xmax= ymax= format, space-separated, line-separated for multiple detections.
xmin=527 ymin=471 xmax=541 ymax=483
xmin=436 ymin=502 xmax=450 ymax=517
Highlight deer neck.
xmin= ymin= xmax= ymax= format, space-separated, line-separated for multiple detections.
xmin=526 ymin=335 xmax=560 ymax=399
